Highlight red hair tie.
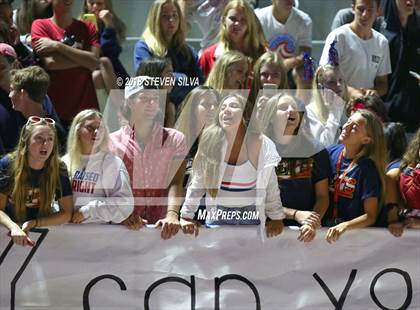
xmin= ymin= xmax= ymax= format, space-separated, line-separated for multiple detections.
xmin=352 ymin=102 xmax=366 ymax=110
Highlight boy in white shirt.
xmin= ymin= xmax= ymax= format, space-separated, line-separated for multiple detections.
xmin=320 ymin=0 xmax=391 ymax=97
xmin=255 ymin=0 xmax=312 ymax=72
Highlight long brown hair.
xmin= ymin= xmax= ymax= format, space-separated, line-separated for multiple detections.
xmin=193 ymin=94 xmax=247 ymax=198
xmin=16 ymin=0 xmax=53 ymax=35
xmin=175 ymin=86 xmax=220 ymax=149
xmin=352 ymin=110 xmax=387 ymax=195
xmin=9 ymin=121 xmax=62 ymax=222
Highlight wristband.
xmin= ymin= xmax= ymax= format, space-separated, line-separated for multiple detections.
xmin=293 ymin=210 xmax=298 ymax=221
xmin=167 ymin=209 xmax=179 ymax=216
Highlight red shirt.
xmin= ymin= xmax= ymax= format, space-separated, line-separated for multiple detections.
xmin=199 ymin=43 xmax=218 ymax=78
xmin=31 ymin=18 xmax=99 ymax=121
xmin=400 ymin=165 xmax=420 ymax=210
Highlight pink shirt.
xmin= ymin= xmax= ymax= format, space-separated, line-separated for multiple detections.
xmin=110 ymin=124 xmax=187 ymax=224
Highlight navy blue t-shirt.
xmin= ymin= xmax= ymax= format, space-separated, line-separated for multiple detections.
xmin=0 ymin=87 xmax=66 ymax=155
xmin=275 ymin=141 xmax=331 ymax=226
xmin=324 ymin=144 xmax=381 ymax=225
xmin=0 ymin=156 xmax=72 ymax=222
xmin=133 ymin=40 xmax=204 ymax=105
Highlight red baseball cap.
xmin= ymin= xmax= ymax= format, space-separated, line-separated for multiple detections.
xmin=0 ymin=43 xmax=16 ymax=59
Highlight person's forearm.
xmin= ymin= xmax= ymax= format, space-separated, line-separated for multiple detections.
xmin=342 ymin=213 xmax=376 ymax=230
xmin=37 ymin=209 xmax=72 ymax=227
xmin=373 ymin=75 xmax=389 ymax=97
xmin=41 ymin=54 xmax=80 ymax=70
xmin=56 ymin=43 xmax=99 ymax=71
xmin=0 ymin=210 xmax=21 ymax=231
xmin=313 ymin=196 xmax=329 ymax=219
xmin=347 ymin=86 xmax=364 ymax=98
xmin=282 ymin=207 xmax=296 ymax=220
xmin=374 ymin=81 xmax=387 ymax=97
xmin=167 ymin=183 xmax=184 ymax=219
xmin=283 ymin=57 xmax=299 ymax=71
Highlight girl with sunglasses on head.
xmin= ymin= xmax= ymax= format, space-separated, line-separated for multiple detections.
xmin=62 ymin=109 xmax=134 ymax=226
xmin=0 ymin=116 xmax=73 ymax=246
xmin=324 ymin=109 xmax=386 ymax=243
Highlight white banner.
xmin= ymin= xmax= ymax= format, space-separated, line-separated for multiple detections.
xmin=0 ymin=225 xmax=419 ymax=310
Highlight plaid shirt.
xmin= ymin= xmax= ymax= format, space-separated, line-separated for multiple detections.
xmin=110 ymin=124 xmax=187 ymax=224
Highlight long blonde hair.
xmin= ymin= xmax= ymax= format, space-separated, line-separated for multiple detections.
xmin=205 ymin=50 xmax=249 ymax=91
xmin=66 ymin=109 xmax=110 ymax=177
xmin=220 ymin=0 xmax=266 ymax=61
xmin=192 ymin=94 xmax=247 ymax=198
xmin=9 ymin=121 xmax=61 ymax=222
xmin=247 ymin=51 xmax=288 ymax=121
xmin=142 ymin=0 xmax=191 ymax=62
xmin=81 ymin=0 xmax=127 ymax=46
xmin=175 ymin=86 xmax=220 ymax=149
xmin=312 ymin=65 xmax=349 ymax=124
xmin=353 ymin=110 xmax=387 ymax=195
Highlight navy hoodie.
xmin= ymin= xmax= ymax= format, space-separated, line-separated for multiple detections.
xmin=381 ymin=0 xmax=420 ymax=133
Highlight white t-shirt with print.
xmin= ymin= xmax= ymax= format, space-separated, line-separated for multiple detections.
xmin=319 ymin=24 xmax=392 ymax=89
xmin=255 ymin=6 xmax=312 ymax=58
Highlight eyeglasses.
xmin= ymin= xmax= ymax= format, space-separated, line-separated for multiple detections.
xmin=26 ymin=116 xmax=56 ymax=126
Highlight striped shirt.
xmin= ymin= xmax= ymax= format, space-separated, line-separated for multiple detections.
xmin=211 ymin=161 xmax=257 ymax=208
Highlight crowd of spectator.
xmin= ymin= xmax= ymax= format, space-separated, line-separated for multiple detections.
xmin=0 ymin=0 xmax=419 ymax=246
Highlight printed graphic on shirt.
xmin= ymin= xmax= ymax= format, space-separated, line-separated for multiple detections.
xmin=72 ymin=169 xmax=99 ymax=194
xmin=276 ymin=158 xmax=314 ymax=180
xmin=25 ymin=188 xmax=40 ymax=208
xmin=61 ymin=34 xmax=84 ymax=50
xmin=371 ymin=55 xmax=381 ymax=64
xmin=268 ymin=34 xmax=297 ymax=58
xmin=329 ymin=175 xmax=357 ymax=199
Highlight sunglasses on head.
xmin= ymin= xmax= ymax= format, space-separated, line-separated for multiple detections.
xmin=26 ymin=116 xmax=56 ymax=126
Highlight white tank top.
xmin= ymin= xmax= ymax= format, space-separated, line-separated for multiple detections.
xmin=214 ymin=160 xmax=257 ymax=208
